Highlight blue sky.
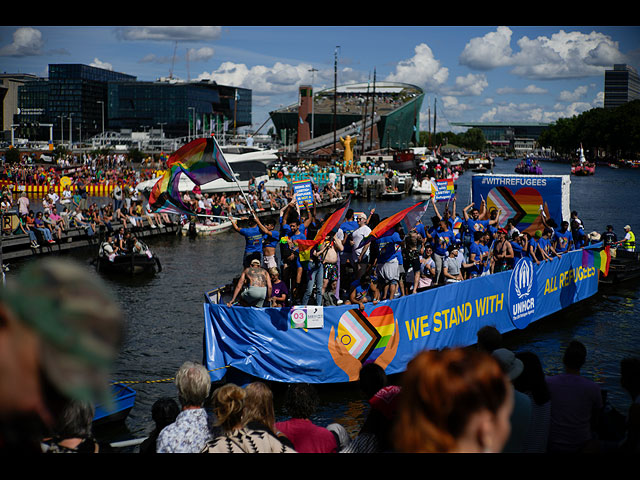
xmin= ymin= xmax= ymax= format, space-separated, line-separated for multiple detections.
xmin=2 ymin=26 xmax=639 ymax=134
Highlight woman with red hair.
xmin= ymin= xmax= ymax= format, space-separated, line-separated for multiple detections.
xmin=393 ymin=348 xmax=513 ymax=453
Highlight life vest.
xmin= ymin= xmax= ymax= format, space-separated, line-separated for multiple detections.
xmin=623 ymin=230 xmax=636 ymax=251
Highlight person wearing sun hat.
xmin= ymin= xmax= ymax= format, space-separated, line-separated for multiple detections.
xmin=492 ymin=348 xmax=532 ymax=453
xmin=0 ymin=258 xmax=124 ymax=451
xmin=621 ymin=225 xmax=635 ymax=252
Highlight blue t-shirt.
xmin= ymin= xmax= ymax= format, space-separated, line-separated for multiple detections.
xmin=433 ymin=228 xmax=456 ymax=257
xmin=528 ymin=238 xmax=539 ymax=259
xmin=240 ymin=226 xmax=263 ymax=254
xmin=466 ymin=218 xmax=490 ymax=234
xmin=375 ymin=232 xmax=402 ymax=264
xmin=511 ymin=240 xmax=524 ymax=258
xmin=338 ymin=220 xmax=359 ymax=253
xmin=414 ymin=223 xmax=427 ymax=240
xmin=573 ymin=228 xmax=585 ymax=249
xmin=468 ymin=241 xmax=487 ymax=275
xmin=263 ymin=229 xmax=280 ymax=249
xmin=553 ymin=229 xmax=572 ymax=252
xmin=538 ymin=236 xmax=551 ymax=255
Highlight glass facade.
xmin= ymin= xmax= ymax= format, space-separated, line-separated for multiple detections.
xmin=14 ymin=64 xmax=251 ymax=142
xmin=604 ymin=64 xmax=640 ymax=109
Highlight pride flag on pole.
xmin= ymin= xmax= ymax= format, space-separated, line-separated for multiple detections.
xmin=295 ymin=197 xmax=351 ymax=262
xmin=357 ymin=201 xmax=427 ymax=250
xmin=582 ymin=243 xmax=611 ymax=276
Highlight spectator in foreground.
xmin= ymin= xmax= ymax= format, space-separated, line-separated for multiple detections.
xmin=393 ymin=348 xmax=513 ymax=453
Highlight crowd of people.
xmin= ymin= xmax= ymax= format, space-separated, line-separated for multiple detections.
xmin=1 ymin=256 xmax=637 ymax=454
xmin=224 ymin=188 xmax=635 ymax=310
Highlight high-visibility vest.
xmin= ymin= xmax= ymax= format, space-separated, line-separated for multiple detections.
xmin=623 ymin=230 xmax=636 ymax=251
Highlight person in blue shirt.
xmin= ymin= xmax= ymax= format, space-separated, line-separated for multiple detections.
xmin=571 ymin=220 xmax=587 ymax=250
xmin=468 ymin=231 xmax=489 ymax=278
xmin=510 ymin=232 xmax=525 ymax=260
xmin=347 ymin=274 xmax=380 ymax=310
xmin=430 ymin=218 xmax=457 ymax=285
xmin=374 ymin=226 xmax=402 ymax=300
xmin=553 ymin=221 xmax=573 ymax=253
xmin=463 ymin=201 xmax=497 ymax=235
xmin=538 ymin=228 xmax=559 ymax=260
xmin=282 ymin=218 xmax=307 ymax=302
xmin=337 ymin=209 xmax=359 ymax=289
xmin=253 ymin=214 xmax=280 ymax=269
xmin=230 ymin=215 xmax=264 ymax=267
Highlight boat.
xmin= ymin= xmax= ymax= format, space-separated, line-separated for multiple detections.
xmin=95 ymin=241 xmax=162 ymax=276
xmin=380 ymin=190 xmax=405 ymax=200
xmin=571 ymin=144 xmax=596 ymax=176
xmin=181 ymin=220 xmax=232 ymax=237
xmin=93 ymin=383 xmax=136 ymax=426
xmin=202 ymin=249 xmax=599 ymax=386
xmin=412 ymin=178 xmax=433 ymax=195
xmin=599 ymin=248 xmax=640 ymax=285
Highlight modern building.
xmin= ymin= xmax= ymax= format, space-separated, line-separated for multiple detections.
xmin=450 ymin=121 xmax=551 ymax=153
xmin=269 ymin=81 xmax=424 ymax=153
xmin=107 ymin=79 xmax=251 ymax=139
xmin=0 ymin=73 xmax=39 ymax=140
xmin=604 ymin=64 xmax=640 ymax=109
xmin=9 ymin=63 xmax=252 ymax=146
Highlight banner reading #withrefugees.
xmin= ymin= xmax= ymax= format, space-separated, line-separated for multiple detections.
xmin=203 ymin=249 xmax=597 ymax=384
xmin=471 ymin=174 xmax=571 ymax=236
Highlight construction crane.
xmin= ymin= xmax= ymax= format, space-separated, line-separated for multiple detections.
xmin=169 ymin=41 xmax=178 ymax=79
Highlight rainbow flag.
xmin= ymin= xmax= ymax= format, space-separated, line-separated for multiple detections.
xmin=357 ymin=201 xmax=427 ymax=249
xmin=582 ymin=244 xmax=611 ymax=276
xmin=167 ymin=137 xmax=235 ymax=185
xmin=148 ymin=164 xmax=194 ymax=216
xmin=295 ymin=197 xmax=351 ymax=262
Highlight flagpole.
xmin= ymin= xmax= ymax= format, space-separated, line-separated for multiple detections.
xmin=211 ymin=135 xmax=257 ymax=217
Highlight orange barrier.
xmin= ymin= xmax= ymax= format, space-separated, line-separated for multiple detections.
xmin=0 ymin=181 xmax=124 ymax=197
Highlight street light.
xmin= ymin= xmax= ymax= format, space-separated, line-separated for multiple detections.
xmin=97 ymin=101 xmax=104 ymax=147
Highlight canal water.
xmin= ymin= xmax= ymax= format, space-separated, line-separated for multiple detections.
xmin=7 ymin=159 xmax=640 ymax=445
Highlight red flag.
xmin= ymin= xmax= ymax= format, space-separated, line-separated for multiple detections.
xmin=295 ymin=197 xmax=351 ymax=259
xmin=357 ymin=201 xmax=426 ymax=250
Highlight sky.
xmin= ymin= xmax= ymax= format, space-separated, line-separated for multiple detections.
xmin=2 ymin=25 xmax=639 ymax=134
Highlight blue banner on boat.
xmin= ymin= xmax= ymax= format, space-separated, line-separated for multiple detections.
xmin=471 ymin=174 xmax=570 ymax=236
xmin=203 ymin=249 xmax=597 ymax=384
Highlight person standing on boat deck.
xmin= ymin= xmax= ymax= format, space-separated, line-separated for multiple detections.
xmin=443 ymin=244 xmax=464 ymax=283
xmin=601 ymin=225 xmax=618 ymax=247
xmin=430 ymin=217 xmax=456 ymax=285
xmin=553 ymin=221 xmax=573 ymax=254
xmin=620 ymin=225 xmax=635 ymax=252
xmin=336 ymin=208 xmax=359 ymax=290
xmin=229 ymin=215 xmax=264 ymax=268
xmin=492 ymin=228 xmax=514 ymax=272
xmin=252 ymin=214 xmax=280 ymax=270
xmin=157 ymin=362 xmax=216 ymax=453
xmin=374 ymin=224 xmax=403 ymax=300
xmin=351 ymin=212 xmax=373 ymax=280
xmin=227 ymin=259 xmax=272 ymax=308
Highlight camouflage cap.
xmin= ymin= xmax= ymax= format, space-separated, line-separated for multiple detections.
xmin=0 ymin=258 xmax=125 ymax=406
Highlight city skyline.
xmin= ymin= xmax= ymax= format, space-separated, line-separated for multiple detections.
xmin=2 ymin=25 xmax=639 ymax=134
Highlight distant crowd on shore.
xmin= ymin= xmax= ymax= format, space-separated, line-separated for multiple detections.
xmin=1 ymin=256 xmax=637 ymax=454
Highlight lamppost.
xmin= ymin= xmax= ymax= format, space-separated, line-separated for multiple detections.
xmin=308 ymin=67 xmax=317 ymax=139
xmin=97 ymin=100 xmax=105 ymax=147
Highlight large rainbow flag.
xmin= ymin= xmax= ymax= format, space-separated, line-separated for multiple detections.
xmin=295 ymin=197 xmax=351 ymax=262
xmin=148 ymin=137 xmax=235 ymax=214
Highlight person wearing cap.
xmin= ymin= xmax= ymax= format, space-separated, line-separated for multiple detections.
xmin=492 ymin=348 xmax=533 ymax=453
xmin=227 ymin=258 xmax=272 ymax=308
xmin=620 ymin=225 xmax=635 ymax=252
xmin=0 ymin=258 xmax=124 ymax=452
xmin=443 ymin=244 xmax=464 ymax=283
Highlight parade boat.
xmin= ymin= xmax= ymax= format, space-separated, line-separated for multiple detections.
xmin=598 ymin=248 xmax=640 ymax=285
xmin=202 ymin=248 xmax=600 ymax=386
xmin=571 ymin=144 xmax=596 ymax=176
xmin=412 ymin=178 xmax=433 ymax=195
xmin=181 ymin=220 xmax=232 ymax=237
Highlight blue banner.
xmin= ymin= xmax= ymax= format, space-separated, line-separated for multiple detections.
xmin=471 ymin=174 xmax=570 ymax=236
xmin=203 ymin=249 xmax=597 ymax=384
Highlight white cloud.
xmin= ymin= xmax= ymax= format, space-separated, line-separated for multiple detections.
xmin=445 ymin=73 xmax=488 ymax=96
xmin=459 ymin=26 xmax=514 ymax=70
xmin=385 ymin=43 xmax=449 ymax=91
xmin=187 ymin=47 xmax=215 ymax=62
xmin=496 ymin=84 xmax=548 ymax=95
xmin=115 ymin=26 xmax=222 ymax=42
xmin=90 ymin=58 xmax=113 ymax=71
xmin=0 ymin=27 xmax=44 ymax=56
xmin=558 ymin=85 xmax=589 ymax=102
xmin=511 ymin=30 xmax=626 ymax=79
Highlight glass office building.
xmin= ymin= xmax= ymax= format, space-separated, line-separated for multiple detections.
xmin=15 ymin=64 xmax=251 ymax=143
xmin=107 ymin=81 xmax=251 ymax=138
xmin=17 ymin=64 xmax=136 ymax=142
xmin=604 ymin=64 xmax=640 ymax=109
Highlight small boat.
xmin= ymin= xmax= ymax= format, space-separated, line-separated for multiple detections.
xmin=599 ymin=249 xmax=640 ymax=285
xmin=571 ymin=144 xmax=596 ymax=176
xmin=96 ymin=242 xmax=162 ymax=276
xmin=412 ymin=178 xmax=433 ymax=195
xmin=380 ymin=190 xmax=405 ymax=200
xmin=93 ymin=383 xmax=137 ymax=426
xmin=182 ymin=220 xmax=232 ymax=237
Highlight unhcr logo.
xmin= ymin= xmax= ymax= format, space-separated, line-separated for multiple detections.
xmin=508 ymin=257 xmax=537 ymax=329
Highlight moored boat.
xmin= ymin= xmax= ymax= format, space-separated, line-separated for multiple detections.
xmin=181 ymin=220 xmax=232 ymax=237
xmin=95 ymin=241 xmax=162 ymax=276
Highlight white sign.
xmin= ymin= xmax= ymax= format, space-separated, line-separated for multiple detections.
xmin=290 ymin=306 xmax=324 ymax=329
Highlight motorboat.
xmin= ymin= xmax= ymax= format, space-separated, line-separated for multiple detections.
xmin=93 ymin=383 xmax=136 ymax=426
xmin=95 ymin=240 xmax=162 ymax=276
